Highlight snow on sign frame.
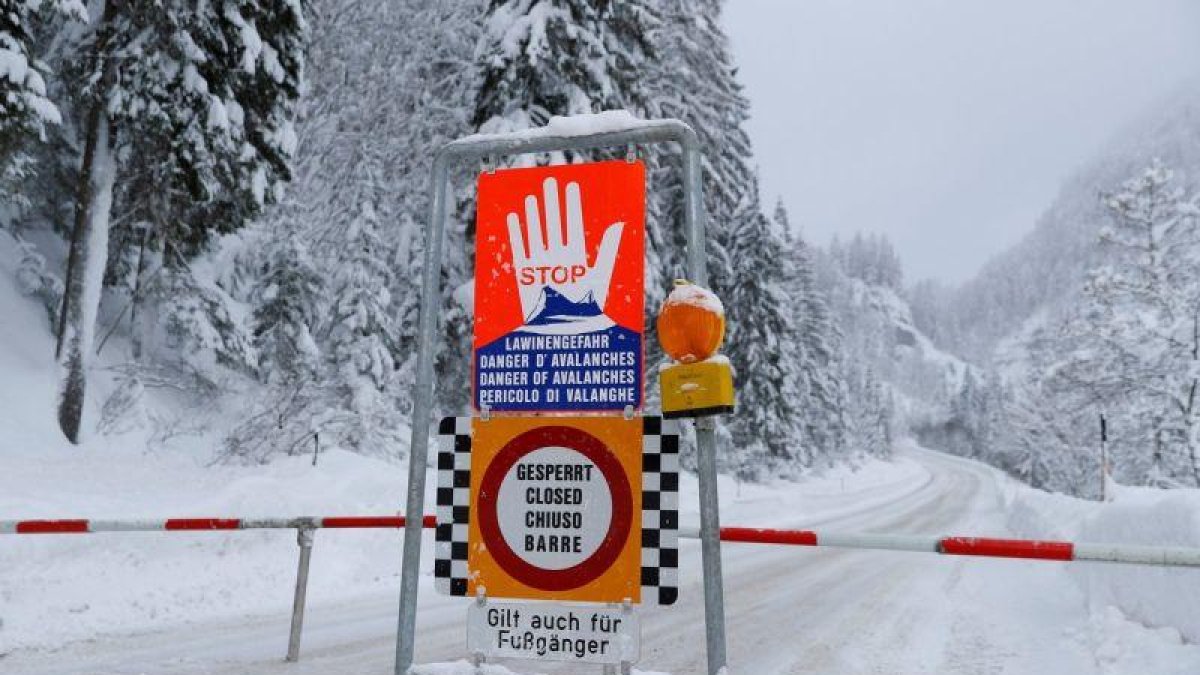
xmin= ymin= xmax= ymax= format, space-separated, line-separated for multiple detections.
xmin=434 ymin=416 xmax=679 ymax=605
xmin=472 ymin=160 xmax=646 ymax=413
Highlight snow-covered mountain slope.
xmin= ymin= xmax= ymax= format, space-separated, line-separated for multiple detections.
xmin=937 ymin=83 xmax=1200 ymax=363
xmin=831 ymin=269 xmax=972 ymax=425
xmin=853 ymin=278 xmax=968 ymax=382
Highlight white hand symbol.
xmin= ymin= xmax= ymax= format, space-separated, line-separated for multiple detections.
xmin=506 ymin=177 xmax=625 ymax=323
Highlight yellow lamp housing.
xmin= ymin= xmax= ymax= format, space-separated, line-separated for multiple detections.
xmin=660 ymin=357 xmax=735 ymax=419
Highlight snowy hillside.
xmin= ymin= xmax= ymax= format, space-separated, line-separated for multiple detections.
xmin=849 ymin=277 xmax=969 ymax=417
xmin=816 ymin=238 xmax=972 ymax=435
xmin=900 ymin=84 xmax=1200 ymax=497
xmin=926 ymin=84 xmax=1200 ymax=363
xmin=863 ymin=280 xmax=967 ymax=381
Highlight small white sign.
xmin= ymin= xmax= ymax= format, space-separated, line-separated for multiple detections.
xmin=467 ymin=600 xmax=639 ymax=664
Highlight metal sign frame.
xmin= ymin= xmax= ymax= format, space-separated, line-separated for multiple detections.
xmin=396 ymin=118 xmax=727 ymax=675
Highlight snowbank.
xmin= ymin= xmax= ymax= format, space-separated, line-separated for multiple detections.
xmin=1005 ymin=479 xmax=1200 ymax=642
xmin=0 ymin=449 xmax=415 ymax=653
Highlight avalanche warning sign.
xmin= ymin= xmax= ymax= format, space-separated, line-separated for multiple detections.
xmin=472 ymin=160 xmax=646 ymax=413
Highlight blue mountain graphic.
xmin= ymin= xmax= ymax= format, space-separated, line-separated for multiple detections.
xmin=526 ymin=287 xmax=603 ymax=325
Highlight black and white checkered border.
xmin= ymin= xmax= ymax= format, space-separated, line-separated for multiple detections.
xmin=641 ymin=416 xmax=680 ymax=605
xmin=434 ymin=416 xmax=471 ymax=597
xmin=434 ymin=415 xmax=680 ymax=604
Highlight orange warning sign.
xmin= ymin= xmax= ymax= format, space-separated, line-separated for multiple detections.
xmin=468 ymin=416 xmax=643 ymax=603
xmin=472 ymin=160 xmax=646 ymax=413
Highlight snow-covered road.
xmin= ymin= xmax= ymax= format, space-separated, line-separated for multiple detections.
xmin=7 ymin=447 xmax=1199 ymax=674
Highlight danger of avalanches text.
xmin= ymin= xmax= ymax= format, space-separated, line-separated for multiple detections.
xmin=487 ymin=606 xmax=627 ymax=659
xmin=477 ymin=333 xmax=638 ymax=405
xmin=518 ymin=461 xmax=595 ymax=555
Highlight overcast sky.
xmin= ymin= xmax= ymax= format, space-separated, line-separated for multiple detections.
xmin=723 ymin=0 xmax=1200 ymax=283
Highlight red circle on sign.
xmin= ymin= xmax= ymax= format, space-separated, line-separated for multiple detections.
xmin=477 ymin=426 xmax=633 ymax=591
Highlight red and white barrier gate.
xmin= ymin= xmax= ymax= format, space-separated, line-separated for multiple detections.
xmin=714 ymin=526 xmax=1200 ymax=567
xmin=4 ymin=515 xmax=1200 ymax=663
xmin=0 ymin=515 xmax=434 ymax=534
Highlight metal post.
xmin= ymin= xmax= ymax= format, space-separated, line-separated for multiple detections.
xmin=619 ymin=597 xmax=634 ymax=675
xmin=694 ymin=416 xmax=728 ymax=675
xmin=472 ymin=588 xmax=487 ymax=674
xmin=1100 ymin=413 xmax=1108 ymax=501
xmin=680 ymin=129 xmax=707 ymax=287
xmin=680 ymin=126 xmax=728 ymax=675
xmin=395 ymin=154 xmax=452 ymax=674
xmin=286 ymin=526 xmax=316 ymax=662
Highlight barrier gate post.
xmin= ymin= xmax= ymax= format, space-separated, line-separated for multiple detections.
xmin=286 ymin=525 xmax=315 ymax=662
xmin=394 ymin=117 xmax=728 ymax=675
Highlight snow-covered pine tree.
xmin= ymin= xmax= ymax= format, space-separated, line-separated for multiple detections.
xmin=645 ymin=0 xmax=823 ymax=474
xmin=324 ymin=190 xmax=402 ymax=455
xmin=978 ymin=370 xmax=1006 ymax=451
xmin=842 ymin=363 xmax=886 ymax=458
xmin=811 ymin=237 xmax=910 ymax=459
xmin=0 ymin=1 xmax=84 ymax=199
xmin=223 ymin=0 xmax=484 ymax=456
xmin=223 ymin=0 xmax=481 ymax=458
xmin=473 ymin=0 xmax=656 ymax=134
xmin=985 ymin=371 xmax=1097 ymax=496
xmin=1052 ymin=161 xmax=1200 ymax=486
xmin=644 ymin=0 xmax=743 ymax=362
xmin=373 ymin=0 xmax=482 ymax=396
xmin=993 ymin=380 xmax=1054 ymax=488
xmin=722 ymin=181 xmax=804 ymax=470
xmin=10 ymin=230 xmax=62 ymax=325
xmin=55 ymin=0 xmax=308 ymax=443
xmin=776 ymin=200 xmax=850 ymax=465
xmin=252 ymin=235 xmax=321 ymax=385
xmin=835 ymin=232 xmax=904 ymax=289
xmin=381 ymin=0 xmax=483 ymax=419
xmin=219 ymin=232 xmax=321 ymax=463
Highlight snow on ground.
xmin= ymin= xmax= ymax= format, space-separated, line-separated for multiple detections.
xmin=0 ymin=448 xmax=412 ymax=653
xmin=6 ymin=442 xmax=1200 ymax=673
xmin=1006 ymin=473 xmax=1200 ymax=643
